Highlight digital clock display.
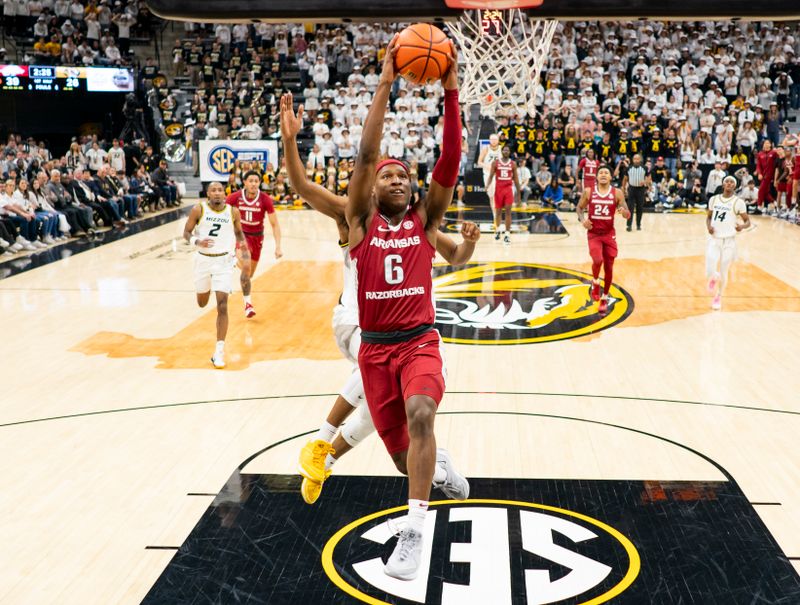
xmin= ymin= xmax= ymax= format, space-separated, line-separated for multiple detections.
xmin=0 ymin=64 xmax=134 ymax=93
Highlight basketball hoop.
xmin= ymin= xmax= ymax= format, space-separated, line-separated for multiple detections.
xmin=448 ymin=8 xmax=558 ymax=119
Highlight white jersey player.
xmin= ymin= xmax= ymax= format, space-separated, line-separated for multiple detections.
xmin=182 ymin=181 xmax=251 ymax=368
xmin=479 ymin=134 xmax=503 ymax=213
xmin=706 ymin=175 xmax=750 ymax=310
xmin=279 ymin=92 xmax=480 ymax=504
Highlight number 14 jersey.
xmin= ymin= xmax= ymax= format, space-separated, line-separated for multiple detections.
xmin=350 ymin=208 xmax=436 ymax=333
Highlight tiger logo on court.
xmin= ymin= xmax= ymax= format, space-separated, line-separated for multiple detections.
xmin=432 ymin=262 xmax=634 ymax=344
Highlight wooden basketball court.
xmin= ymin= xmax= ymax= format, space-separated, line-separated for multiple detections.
xmin=1 ymin=207 xmax=799 ymax=603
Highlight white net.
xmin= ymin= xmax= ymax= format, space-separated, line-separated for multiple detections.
xmin=448 ymin=9 xmax=558 ymax=118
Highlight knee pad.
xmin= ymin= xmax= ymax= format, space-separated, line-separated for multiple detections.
xmin=341 ymin=403 xmax=375 ymax=447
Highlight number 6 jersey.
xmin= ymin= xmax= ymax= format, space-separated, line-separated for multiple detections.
xmin=350 ymin=208 xmax=436 ymax=334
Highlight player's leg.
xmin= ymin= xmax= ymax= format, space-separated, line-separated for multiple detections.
xmin=706 ymin=237 xmax=723 ymax=308
xmin=715 ymin=238 xmax=736 ymax=310
xmin=598 ymin=237 xmax=617 ymax=316
xmin=493 ymin=192 xmax=502 ymax=240
xmin=241 ymin=235 xmax=262 ymax=318
xmin=588 ymin=235 xmax=603 ymax=302
xmin=211 ymin=290 xmax=229 ymax=368
xmin=194 ymin=255 xmax=212 ymax=307
xmin=503 ymin=202 xmax=512 ymax=243
xmin=385 ymin=333 xmax=467 ymax=581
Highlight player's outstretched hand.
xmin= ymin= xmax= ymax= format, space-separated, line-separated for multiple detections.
xmin=379 ymin=34 xmax=399 ymax=85
xmin=442 ymin=40 xmax=458 ymax=91
xmin=460 ymin=221 xmax=480 ymax=242
xmin=280 ymin=93 xmax=304 ymax=139
xmin=582 ymin=218 xmax=593 ymax=230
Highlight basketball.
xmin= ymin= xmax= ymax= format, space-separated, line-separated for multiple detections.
xmin=393 ymin=23 xmax=451 ymax=86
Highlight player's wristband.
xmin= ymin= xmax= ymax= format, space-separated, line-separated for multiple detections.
xmin=189 ymin=236 xmax=198 ymax=246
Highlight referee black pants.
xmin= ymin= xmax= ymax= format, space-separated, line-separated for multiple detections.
xmin=627 ymin=186 xmax=646 ymax=229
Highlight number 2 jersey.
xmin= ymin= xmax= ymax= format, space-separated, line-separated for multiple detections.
xmin=350 ymin=207 xmax=435 ymax=334
xmin=195 ymin=201 xmax=236 ymax=254
xmin=225 ymin=190 xmax=275 ymax=235
xmin=708 ymin=194 xmax=746 ymax=239
xmin=587 ymin=185 xmax=618 ymax=235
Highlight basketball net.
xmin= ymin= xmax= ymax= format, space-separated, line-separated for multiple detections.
xmin=448 ymin=9 xmax=558 ymax=118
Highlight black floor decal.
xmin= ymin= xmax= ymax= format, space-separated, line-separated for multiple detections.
xmin=143 ymin=474 xmax=800 ymax=604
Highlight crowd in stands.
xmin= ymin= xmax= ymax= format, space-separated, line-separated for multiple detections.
xmin=173 ymin=22 xmax=459 ymax=203
xmin=1 ymin=0 xmax=154 ymax=65
xmin=0 ymin=133 xmax=181 ymax=256
xmin=485 ymin=19 xmax=800 ymax=218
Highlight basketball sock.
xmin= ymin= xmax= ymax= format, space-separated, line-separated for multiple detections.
xmin=244 ymin=295 xmax=252 ymax=305
xmin=407 ymin=499 xmax=428 ymax=533
xmin=432 ymin=462 xmax=447 ymax=484
xmin=316 ymin=421 xmax=337 ymax=443
xmin=215 ymin=340 xmax=224 ymax=352
xmin=325 ymin=453 xmax=337 ymax=470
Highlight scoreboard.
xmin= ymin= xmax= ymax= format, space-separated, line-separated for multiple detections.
xmin=0 ymin=65 xmax=135 ymax=93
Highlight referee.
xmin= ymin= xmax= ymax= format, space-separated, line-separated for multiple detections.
xmin=623 ymin=154 xmax=649 ymax=231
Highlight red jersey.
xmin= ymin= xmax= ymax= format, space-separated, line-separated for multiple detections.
xmin=756 ymin=149 xmax=778 ymax=179
xmin=225 ymin=190 xmax=275 ymax=234
xmin=587 ymin=185 xmax=617 ymax=235
xmin=350 ymin=208 xmax=435 ymax=333
xmin=579 ymin=158 xmax=598 ymax=185
xmin=495 ymin=159 xmax=515 ymax=189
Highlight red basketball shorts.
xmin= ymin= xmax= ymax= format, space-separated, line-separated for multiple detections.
xmin=588 ymin=231 xmax=618 ymax=262
xmin=494 ymin=185 xmax=514 ymax=209
xmin=358 ymin=329 xmax=445 ymax=455
xmin=238 ymin=233 xmax=264 ymax=262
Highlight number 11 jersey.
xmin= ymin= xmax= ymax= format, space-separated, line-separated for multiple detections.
xmin=350 ymin=208 xmax=436 ymax=334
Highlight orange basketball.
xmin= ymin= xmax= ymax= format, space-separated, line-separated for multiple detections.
xmin=393 ymin=23 xmax=451 ymax=86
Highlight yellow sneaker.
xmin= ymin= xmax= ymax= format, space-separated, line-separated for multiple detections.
xmin=298 ymin=440 xmax=335 ymax=483
xmin=300 ymin=470 xmax=332 ymax=505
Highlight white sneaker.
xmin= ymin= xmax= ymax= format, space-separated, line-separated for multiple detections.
xmin=2 ymin=250 xmax=13 ymax=257
xmin=33 ymin=240 xmax=47 ymax=249
xmin=9 ymin=243 xmax=23 ymax=252
xmin=503 ymin=233 xmax=511 ymax=245
xmin=433 ymin=448 xmax=470 ymax=500
xmin=22 ymin=242 xmax=37 ymax=251
xmin=384 ymin=528 xmax=423 ymax=580
xmin=0 ymin=238 xmax=8 ymax=247
xmin=43 ymin=236 xmax=56 ymax=244
xmin=211 ymin=350 xmax=225 ymax=369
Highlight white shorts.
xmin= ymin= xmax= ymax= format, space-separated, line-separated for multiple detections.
xmin=193 ymin=252 xmax=236 ymax=294
xmin=333 ymin=322 xmax=361 ymax=365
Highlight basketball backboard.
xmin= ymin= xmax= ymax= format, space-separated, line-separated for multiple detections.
xmin=147 ymin=0 xmax=800 ymax=22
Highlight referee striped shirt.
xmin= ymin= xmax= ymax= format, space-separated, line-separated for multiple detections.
xmin=627 ymin=165 xmax=647 ymax=187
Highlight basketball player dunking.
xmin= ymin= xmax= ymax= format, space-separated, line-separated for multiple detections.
xmin=706 ymin=175 xmax=750 ymax=310
xmin=576 ymin=165 xmax=631 ymax=316
xmin=183 ymin=182 xmax=250 ymax=368
xmin=346 ymin=36 xmax=467 ymax=580
xmin=225 ymin=171 xmax=283 ymax=318
xmin=280 ymin=92 xmax=480 ymax=505
xmin=486 ymin=144 xmax=520 ymax=244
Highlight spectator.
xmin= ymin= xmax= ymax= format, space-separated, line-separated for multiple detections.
xmin=542 ymin=176 xmax=564 ymax=208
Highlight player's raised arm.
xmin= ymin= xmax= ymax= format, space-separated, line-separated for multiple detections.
xmin=280 ymin=92 xmax=346 ymax=222
xmin=422 ymin=41 xmax=461 ymax=231
xmin=435 ymin=221 xmax=480 ymax=265
xmin=346 ymin=35 xmax=399 ymax=237
xmin=576 ymin=188 xmax=592 ymax=230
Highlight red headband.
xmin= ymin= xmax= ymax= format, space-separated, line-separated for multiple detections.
xmin=375 ymin=159 xmax=409 ymax=175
